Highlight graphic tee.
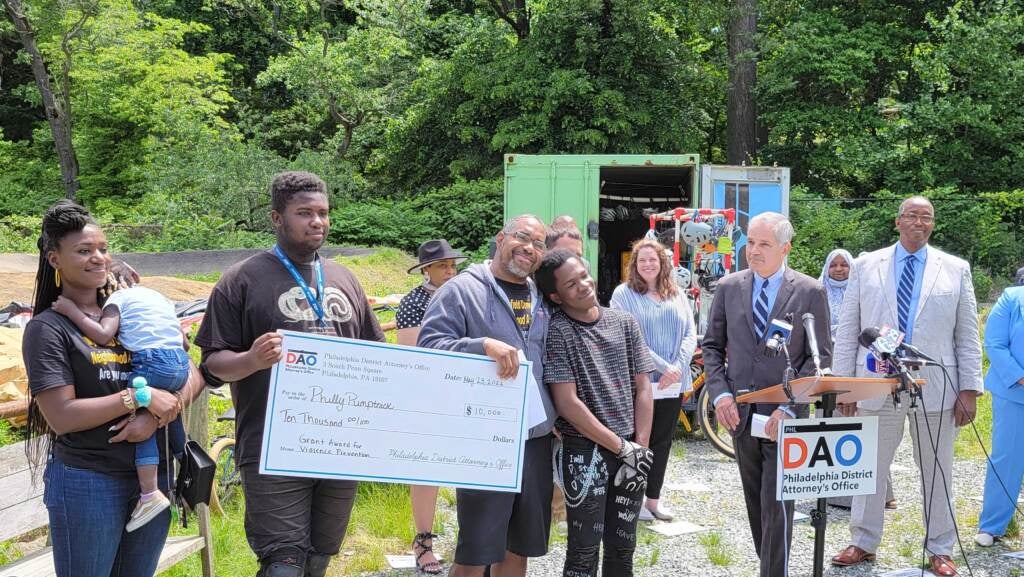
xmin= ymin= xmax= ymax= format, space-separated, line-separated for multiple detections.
xmin=23 ymin=310 xmax=144 ymax=475
xmin=544 ymin=307 xmax=654 ymax=439
xmin=195 ymin=251 xmax=386 ymax=467
xmin=495 ymin=278 xmax=532 ymax=334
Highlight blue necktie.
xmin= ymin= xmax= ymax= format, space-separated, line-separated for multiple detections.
xmin=897 ymin=255 xmax=917 ymax=335
xmin=753 ymin=279 xmax=770 ymax=339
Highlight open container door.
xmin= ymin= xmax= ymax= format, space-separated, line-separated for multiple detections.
xmin=504 ymin=154 xmax=699 ymax=304
xmin=697 ymin=165 xmax=790 ymax=332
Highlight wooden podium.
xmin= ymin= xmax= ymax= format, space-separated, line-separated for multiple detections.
xmin=736 ymin=375 xmax=923 ymax=405
xmin=736 ymin=374 xmax=925 ymax=577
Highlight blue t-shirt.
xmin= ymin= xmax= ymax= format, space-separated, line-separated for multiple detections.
xmin=104 ymin=286 xmax=182 ymax=351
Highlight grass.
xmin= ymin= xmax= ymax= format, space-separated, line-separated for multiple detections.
xmin=634 ymin=526 xmax=662 ymax=568
xmin=953 ymin=393 xmax=993 ymax=460
xmin=697 ymin=531 xmax=734 ymax=566
xmin=172 ymin=272 xmax=223 ymax=284
xmin=334 ymin=247 xmax=419 ymax=298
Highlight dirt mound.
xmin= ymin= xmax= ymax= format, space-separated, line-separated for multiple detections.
xmin=0 ymin=274 xmax=215 ymax=305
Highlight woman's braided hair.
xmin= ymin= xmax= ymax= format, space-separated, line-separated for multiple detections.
xmin=32 ymin=200 xmax=97 ymax=315
xmin=26 ymin=200 xmax=99 ymax=465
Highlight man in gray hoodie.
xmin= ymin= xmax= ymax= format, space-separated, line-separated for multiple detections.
xmin=418 ymin=214 xmax=557 ymax=577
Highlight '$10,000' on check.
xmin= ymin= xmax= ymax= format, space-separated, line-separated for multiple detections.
xmin=260 ymin=330 xmax=531 ymax=492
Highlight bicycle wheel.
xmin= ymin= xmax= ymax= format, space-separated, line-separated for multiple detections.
xmin=208 ymin=437 xmax=239 ymax=516
xmin=697 ymin=386 xmax=736 ymax=459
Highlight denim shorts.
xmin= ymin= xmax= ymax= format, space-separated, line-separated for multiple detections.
xmin=130 ymin=347 xmax=189 ymax=392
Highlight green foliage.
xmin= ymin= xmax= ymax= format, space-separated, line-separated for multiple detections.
xmin=789 ymin=187 xmax=1023 ymax=302
xmin=1 ymin=0 xmax=1022 ymax=294
xmin=0 ymin=130 xmax=62 ymax=215
xmin=330 ymin=177 xmax=501 ymax=253
xmin=0 ymin=420 xmax=19 ymax=447
xmin=256 ymin=26 xmax=413 ymax=159
xmin=0 ymin=214 xmax=42 ymax=252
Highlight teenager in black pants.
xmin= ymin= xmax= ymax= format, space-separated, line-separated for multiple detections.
xmin=537 ymin=249 xmax=655 ymax=577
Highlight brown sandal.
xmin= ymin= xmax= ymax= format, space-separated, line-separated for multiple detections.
xmin=831 ymin=545 xmax=876 ymax=566
xmin=413 ymin=531 xmax=443 ymax=575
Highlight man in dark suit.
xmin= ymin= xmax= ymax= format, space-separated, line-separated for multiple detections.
xmin=702 ymin=211 xmax=832 ymax=577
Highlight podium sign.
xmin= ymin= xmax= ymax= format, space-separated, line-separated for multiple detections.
xmin=777 ymin=417 xmax=878 ymax=501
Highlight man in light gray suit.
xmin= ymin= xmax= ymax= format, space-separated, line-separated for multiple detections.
xmin=830 ymin=196 xmax=983 ymax=577
xmin=703 ymin=212 xmax=832 ymax=577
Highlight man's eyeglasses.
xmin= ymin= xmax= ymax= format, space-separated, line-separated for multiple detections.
xmin=511 ymin=230 xmax=546 ymax=252
xmin=900 ymin=213 xmax=934 ymax=224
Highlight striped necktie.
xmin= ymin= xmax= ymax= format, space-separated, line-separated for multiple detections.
xmin=897 ymin=254 xmax=917 ymax=334
xmin=753 ymin=279 xmax=770 ymax=339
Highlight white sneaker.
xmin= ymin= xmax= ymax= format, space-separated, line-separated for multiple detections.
xmin=648 ymin=505 xmax=675 ymax=521
xmin=126 ymin=492 xmax=170 ymax=532
xmin=638 ymin=507 xmax=655 ymax=521
xmin=974 ymin=532 xmax=995 ymax=547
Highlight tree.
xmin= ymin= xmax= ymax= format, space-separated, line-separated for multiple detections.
xmin=2 ymin=0 xmax=84 ymax=199
xmin=257 ymin=26 xmax=413 ymax=159
xmin=726 ymin=0 xmax=758 ymax=164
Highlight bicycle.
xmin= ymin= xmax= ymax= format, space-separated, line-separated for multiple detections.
xmin=678 ymin=345 xmax=735 ymax=459
xmin=207 ymin=402 xmax=240 ymax=516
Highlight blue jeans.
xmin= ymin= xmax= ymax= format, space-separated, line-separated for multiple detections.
xmin=44 ymin=455 xmax=171 ymax=577
xmin=132 ymin=348 xmax=189 ymax=467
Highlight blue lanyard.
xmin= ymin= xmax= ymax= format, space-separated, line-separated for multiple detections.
xmin=273 ymin=245 xmax=325 ymax=323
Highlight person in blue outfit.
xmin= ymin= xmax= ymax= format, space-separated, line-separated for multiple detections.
xmin=975 ymin=284 xmax=1024 ymax=547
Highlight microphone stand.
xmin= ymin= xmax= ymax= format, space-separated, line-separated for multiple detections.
xmin=780 ymin=341 xmax=796 ymax=404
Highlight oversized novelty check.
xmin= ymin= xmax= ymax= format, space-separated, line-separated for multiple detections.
xmin=260 ymin=330 xmax=531 ymax=492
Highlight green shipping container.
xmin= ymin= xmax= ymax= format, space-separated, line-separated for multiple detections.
xmin=503 ymin=154 xmax=789 ymax=307
xmin=505 ymin=153 xmax=704 ymax=303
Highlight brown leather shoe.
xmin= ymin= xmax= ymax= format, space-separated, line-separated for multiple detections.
xmin=929 ymin=555 xmax=958 ymax=576
xmin=831 ymin=546 xmax=876 ymax=566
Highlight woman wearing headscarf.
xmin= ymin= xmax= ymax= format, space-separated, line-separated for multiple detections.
xmin=819 ymin=249 xmax=853 ymax=339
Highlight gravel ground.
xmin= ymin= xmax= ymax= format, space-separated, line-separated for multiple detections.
xmin=366 ymin=423 xmax=1023 ymax=577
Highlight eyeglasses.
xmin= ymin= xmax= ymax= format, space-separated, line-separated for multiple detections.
xmin=900 ymin=213 xmax=934 ymax=224
xmin=511 ymin=230 xmax=546 ymax=252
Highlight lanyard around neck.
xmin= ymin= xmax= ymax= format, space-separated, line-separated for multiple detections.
xmin=273 ymin=245 xmax=325 ymax=323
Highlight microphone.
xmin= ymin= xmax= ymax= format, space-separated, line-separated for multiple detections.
xmin=764 ymin=318 xmax=793 ymax=357
xmin=802 ymin=312 xmax=823 ymax=373
xmin=858 ymin=326 xmax=940 ymax=366
xmin=865 ymin=352 xmax=894 ymax=375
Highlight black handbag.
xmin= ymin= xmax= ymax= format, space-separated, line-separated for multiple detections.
xmin=175 ymin=439 xmax=216 ymax=513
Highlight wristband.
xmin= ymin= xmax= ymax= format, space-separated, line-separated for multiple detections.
xmin=133 ymin=385 xmax=152 ymax=408
xmin=120 ymin=389 xmax=137 ymax=415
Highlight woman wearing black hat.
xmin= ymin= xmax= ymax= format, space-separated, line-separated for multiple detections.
xmin=397 ymin=239 xmax=466 ymax=574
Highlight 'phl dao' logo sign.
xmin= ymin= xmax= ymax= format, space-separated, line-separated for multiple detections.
xmin=283 ymin=349 xmax=320 ymax=376
xmin=776 ymin=416 xmax=878 ymax=500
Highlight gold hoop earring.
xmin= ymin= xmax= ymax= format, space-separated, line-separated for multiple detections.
xmin=54 ymin=269 xmax=61 ymax=288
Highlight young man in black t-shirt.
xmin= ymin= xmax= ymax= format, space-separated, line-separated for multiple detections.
xmin=535 ymin=249 xmax=655 ymax=577
xmin=195 ymin=172 xmax=385 ymax=577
